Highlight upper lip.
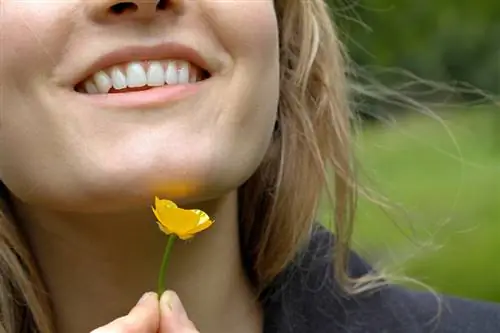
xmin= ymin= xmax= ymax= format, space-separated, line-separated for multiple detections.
xmin=74 ymin=42 xmax=213 ymax=86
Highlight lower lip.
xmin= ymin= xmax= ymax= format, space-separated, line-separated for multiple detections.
xmin=77 ymin=83 xmax=201 ymax=109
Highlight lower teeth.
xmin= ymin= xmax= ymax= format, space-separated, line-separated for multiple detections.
xmin=108 ymin=86 xmax=157 ymax=93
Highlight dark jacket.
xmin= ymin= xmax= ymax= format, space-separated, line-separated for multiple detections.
xmin=262 ymin=226 xmax=500 ymax=332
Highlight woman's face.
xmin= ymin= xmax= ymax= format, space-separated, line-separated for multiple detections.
xmin=0 ymin=0 xmax=280 ymax=212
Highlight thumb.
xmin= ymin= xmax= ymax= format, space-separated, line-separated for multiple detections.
xmin=159 ymin=291 xmax=198 ymax=332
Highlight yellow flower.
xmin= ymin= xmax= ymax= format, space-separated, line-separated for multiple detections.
xmin=151 ymin=196 xmax=213 ymax=240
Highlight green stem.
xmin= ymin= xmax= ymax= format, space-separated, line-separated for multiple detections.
xmin=157 ymin=234 xmax=177 ymax=296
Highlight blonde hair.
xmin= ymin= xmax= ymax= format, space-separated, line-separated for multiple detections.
xmin=0 ymin=1 xmax=360 ymax=331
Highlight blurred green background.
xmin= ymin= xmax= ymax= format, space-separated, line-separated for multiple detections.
xmin=323 ymin=1 xmax=500 ymax=302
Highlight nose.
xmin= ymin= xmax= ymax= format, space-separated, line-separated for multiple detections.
xmin=87 ymin=0 xmax=177 ymax=22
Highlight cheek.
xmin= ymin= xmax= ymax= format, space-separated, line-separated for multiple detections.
xmin=0 ymin=2 xmax=72 ymax=87
xmin=198 ymin=1 xmax=280 ymax=184
xmin=201 ymin=0 xmax=280 ymax=130
xmin=201 ymin=1 xmax=279 ymax=65
xmin=0 ymin=3 xmax=72 ymax=195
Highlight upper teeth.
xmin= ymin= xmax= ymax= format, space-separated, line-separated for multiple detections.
xmin=80 ymin=60 xmax=201 ymax=94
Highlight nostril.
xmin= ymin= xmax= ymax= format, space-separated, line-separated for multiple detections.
xmin=156 ymin=0 xmax=170 ymax=10
xmin=109 ymin=2 xmax=138 ymax=15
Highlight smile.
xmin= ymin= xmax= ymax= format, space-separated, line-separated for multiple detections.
xmin=72 ymin=43 xmax=214 ymax=108
xmin=76 ymin=60 xmax=210 ymax=95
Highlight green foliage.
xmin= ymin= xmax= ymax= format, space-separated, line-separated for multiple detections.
xmin=327 ymin=0 xmax=500 ymax=99
xmin=323 ymin=108 xmax=500 ymax=302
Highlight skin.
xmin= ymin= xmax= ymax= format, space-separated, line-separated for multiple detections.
xmin=0 ymin=0 xmax=280 ymax=332
xmin=91 ymin=291 xmax=199 ymax=333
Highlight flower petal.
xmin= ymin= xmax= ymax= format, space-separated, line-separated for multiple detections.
xmin=151 ymin=207 xmax=164 ymax=224
xmin=155 ymin=197 xmax=178 ymax=213
xmin=190 ymin=209 xmax=211 ymax=226
xmin=190 ymin=220 xmax=214 ymax=234
xmin=156 ymin=221 xmax=173 ymax=235
xmin=177 ymin=233 xmax=194 ymax=240
xmin=161 ymin=209 xmax=201 ymax=235
xmin=153 ymin=198 xmax=181 ymax=230
xmin=188 ymin=210 xmax=214 ymax=234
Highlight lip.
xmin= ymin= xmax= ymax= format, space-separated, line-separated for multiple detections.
xmin=74 ymin=42 xmax=214 ymax=86
xmin=76 ymin=82 xmax=203 ymax=109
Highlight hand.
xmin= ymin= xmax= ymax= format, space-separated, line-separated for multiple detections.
xmin=159 ymin=291 xmax=199 ymax=333
xmin=91 ymin=291 xmax=199 ymax=333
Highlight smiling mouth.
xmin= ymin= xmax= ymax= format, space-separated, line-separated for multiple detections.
xmin=75 ymin=59 xmax=211 ymax=95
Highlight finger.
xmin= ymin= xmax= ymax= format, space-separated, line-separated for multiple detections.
xmin=90 ymin=292 xmax=160 ymax=333
xmin=159 ymin=291 xmax=198 ymax=332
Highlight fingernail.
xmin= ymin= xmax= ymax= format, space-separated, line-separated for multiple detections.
xmin=160 ymin=290 xmax=174 ymax=311
xmin=137 ymin=292 xmax=154 ymax=305
xmin=161 ymin=290 xmax=188 ymax=318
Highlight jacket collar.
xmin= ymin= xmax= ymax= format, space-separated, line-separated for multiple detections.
xmin=261 ymin=225 xmax=422 ymax=333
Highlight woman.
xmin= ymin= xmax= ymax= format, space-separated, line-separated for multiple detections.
xmin=1 ymin=0 xmax=499 ymax=332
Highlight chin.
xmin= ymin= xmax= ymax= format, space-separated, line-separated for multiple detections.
xmin=19 ymin=158 xmax=253 ymax=214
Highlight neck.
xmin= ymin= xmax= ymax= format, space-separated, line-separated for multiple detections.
xmin=14 ymin=191 xmax=261 ymax=333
